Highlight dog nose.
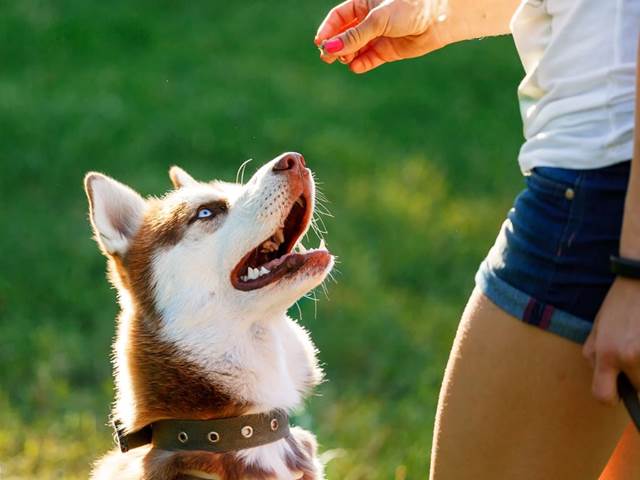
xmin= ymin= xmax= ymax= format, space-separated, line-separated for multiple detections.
xmin=272 ymin=152 xmax=306 ymax=172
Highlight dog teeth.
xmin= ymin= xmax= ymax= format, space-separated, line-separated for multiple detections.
xmin=260 ymin=240 xmax=279 ymax=253
xmin=247 ymin=267 xmax=259 ymax=280
xmin=295 ymin=197 xmax=304 ymax=207
xmin=319 ymin=238 xmax=327 ymax=250
xmin=260 ymin=229 xmax=285 ymax=252
xmin=297 ymin=243 xmax=307 ymax=253
xmin=244 ymin=266 xmax=271 ymax=282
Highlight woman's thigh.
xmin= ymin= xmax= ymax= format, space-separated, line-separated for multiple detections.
xmin=430 ymin=289 xmax=632 ymax=480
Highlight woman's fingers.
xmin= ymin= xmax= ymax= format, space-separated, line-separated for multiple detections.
xmin=315 ymin=0 xmax=365 ymax=45
xmin=619 ymin=337 xmax=640 ymax=389
xmin=349 ymin=39 xmax=391 ymax=73
xmin=338 ymin=53 xmax=357 ymax=64
xmin=319 ymin=52 xmax=338 ymax=64
xmin=592 ymin=357 xmax=620 ymax=406
xmin=322 ymin=8 xmax=388 ymax=56
xmin=315 ymin=0 xmax=446 ymax=71
xmin=590 ymin=338 xmax=640 ymax=405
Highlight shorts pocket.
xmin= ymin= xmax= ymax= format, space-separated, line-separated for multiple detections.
xmin=526 ymin=168 xmax=578 ymax=201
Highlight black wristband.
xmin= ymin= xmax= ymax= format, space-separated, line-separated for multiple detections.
xmin=610 ymin=255 xmax=640 ymax=279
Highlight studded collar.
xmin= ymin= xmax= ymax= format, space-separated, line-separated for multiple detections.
xmin=112 ymin=409 xmax=290 ymax=454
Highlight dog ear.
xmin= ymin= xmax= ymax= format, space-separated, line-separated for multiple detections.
xmin=84 ymin=172 xmax=146 ymax=256
xmin=169 ymin=166 xmax=197 ymax=189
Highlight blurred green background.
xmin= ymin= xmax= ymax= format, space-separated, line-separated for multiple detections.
xmin=0 ymin=1 xmax=525 ymax=478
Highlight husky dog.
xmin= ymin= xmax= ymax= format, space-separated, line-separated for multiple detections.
xmin=84 ymin=153 xmax=333 ymax=480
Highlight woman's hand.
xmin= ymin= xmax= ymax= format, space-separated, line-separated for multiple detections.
xmin=583 ymin=277 xmax=640 ymax=405
xmin=314 ymin=0 xmax=519 ymax=74
xmin=315 ymin=0 xmax=447 ymax=74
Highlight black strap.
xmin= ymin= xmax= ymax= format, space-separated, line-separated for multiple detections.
xmin=112 ymin=418 xmax=152 ymax=453
xmin=618 ymin=373 xmax=640 ymax=432
xmin=112 ymin=409 xmax=289 ymax=454
xmin=610 ymin=255 xmax=640 ymax=280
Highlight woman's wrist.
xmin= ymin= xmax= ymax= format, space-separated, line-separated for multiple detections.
xmin=620 ymin=234 xmax=640 ymax=260
xmin=619 ymin=188 xmax=640 ymax=259
xmin=619 ymin=215 xmax=640 ymax=258
xmin=433 ymin=0 xmax=517 ymax=44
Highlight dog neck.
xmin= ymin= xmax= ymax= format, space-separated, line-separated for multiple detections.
xmin=111 ymin=302 xmax=321 ymax=477
xmin=114 ymin=306 xmax=320 ymax=424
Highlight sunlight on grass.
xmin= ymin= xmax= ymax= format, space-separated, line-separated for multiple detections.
xmin=0 ymin=0 xmax=523 ymax=477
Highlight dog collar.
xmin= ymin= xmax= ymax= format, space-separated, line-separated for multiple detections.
xmin=113 ymin=409 xmax=289 ymax=453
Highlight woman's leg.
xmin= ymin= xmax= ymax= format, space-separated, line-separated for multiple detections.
xmin=430 ymin=288 xmax=632 ymax=480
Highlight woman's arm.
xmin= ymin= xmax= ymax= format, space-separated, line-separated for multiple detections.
xmin=583 ymin=37 xmax=640 ymax=403
xmin=620 ymin=43 xmax=640 ymax=260
xmin=315 ymin=0 xmax=521 ymax=74
xmin=436 ymin=0 xmax=522 ymax=41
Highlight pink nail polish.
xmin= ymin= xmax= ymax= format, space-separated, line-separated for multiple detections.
xmin=323 ymin=38 xmax=344 ymax=54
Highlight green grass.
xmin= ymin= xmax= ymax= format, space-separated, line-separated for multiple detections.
xmin=0 ymin=1 xmax=524 ymax=478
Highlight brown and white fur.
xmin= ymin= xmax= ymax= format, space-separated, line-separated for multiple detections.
xmin=84 ymin=153 xmax=334 ymax=480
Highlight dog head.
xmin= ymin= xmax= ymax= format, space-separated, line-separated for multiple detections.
xmin=84 ymin=153 xmax=333 ymax=332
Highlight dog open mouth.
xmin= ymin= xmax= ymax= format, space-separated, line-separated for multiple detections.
xmin=231 ymin=189 xmax=330 ymax=292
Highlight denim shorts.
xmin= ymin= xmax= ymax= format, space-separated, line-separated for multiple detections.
xmin=476 ymin=161 xmax=631 ymax=344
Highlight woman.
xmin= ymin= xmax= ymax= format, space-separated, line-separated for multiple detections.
xmin=315 ymin=1 xmax=640 ymax=478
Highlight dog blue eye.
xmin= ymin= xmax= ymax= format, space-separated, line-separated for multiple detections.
xmin=197 ymin=208 xmax=213 ymax=219
xmin=192 ymin=201 xmax=228 ymax=223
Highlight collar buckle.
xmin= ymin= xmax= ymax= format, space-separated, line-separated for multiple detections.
xmin=111 ymin=417 xmax=153 ymax=453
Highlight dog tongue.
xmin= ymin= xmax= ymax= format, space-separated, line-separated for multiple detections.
xmin=260 ymin=252 xmax=303 ymax=272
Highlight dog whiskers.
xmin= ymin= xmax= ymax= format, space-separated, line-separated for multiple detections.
xmin=235 ymin=158 xmax=253 ymax=184
xmin=293 ymin=300 xmax=303 ymax=322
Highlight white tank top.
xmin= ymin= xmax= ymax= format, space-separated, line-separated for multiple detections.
xmin=510 ymin=0 xmax=639 ymax=172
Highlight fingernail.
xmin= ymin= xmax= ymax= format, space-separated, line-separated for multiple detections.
xmin=323 ymin=38 xmax=344 ymax=54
